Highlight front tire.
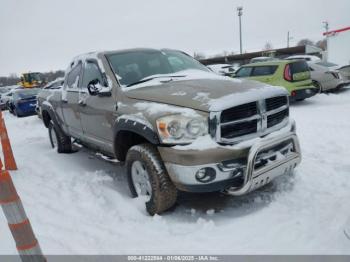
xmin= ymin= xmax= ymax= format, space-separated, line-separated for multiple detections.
xmin=48 ymin=121 xmax=72 ymax=153
xmin=126 ymin=144 xmax=177 ymax=215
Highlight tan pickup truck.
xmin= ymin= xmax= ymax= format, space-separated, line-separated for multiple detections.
xmin=39 ymin=48 xmax=301 ymax=215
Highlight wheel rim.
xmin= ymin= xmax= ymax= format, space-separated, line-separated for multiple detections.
xmin=50 ymin=128 xmax=58 ymax=148
xmin=131 ymin=160 xmax=152 ymax=201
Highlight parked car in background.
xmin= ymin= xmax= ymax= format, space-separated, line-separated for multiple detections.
xmin=308 ymin=62 xmax=350 ymax=92
xmin=233 ymin=60 xmax=317 ymax=101
xmin=339 ymin=65 xmax=350 ymax=81
xmin=285 ymin=55 xmax=321 ymax=63
xmin=315 ymin=62 xmax=350 ymax=81
xmin=36 ymin=78 xmax=64 ymax=118
xmin=7 ymin=88 xmax=40 ymax=117
xmin=0 ymin=87 xmax=11 ymax=94
xmin=207 ymin=64 xmax=236 ymax=76
xmin=250 ymin=56 xmax=279 ymax=63
xmin=0 ymin=88 xmax=11 ymax=110
xmin=0 ymin=90 xmax=14 ymax=110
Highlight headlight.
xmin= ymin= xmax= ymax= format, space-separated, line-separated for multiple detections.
xmin=156 ymin=115 xmax=208 ymax=144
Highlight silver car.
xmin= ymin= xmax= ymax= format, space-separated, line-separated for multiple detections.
xmin=0 ymin=90 xmax=14 ymax=110
xmin=308 ymin=62 xmax=350 ymax=92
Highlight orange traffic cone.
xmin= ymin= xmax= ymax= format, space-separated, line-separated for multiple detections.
xmin=0 ymin=159 xmax=46 ymax=262
xmin=0 ymin=110 xmax=17 ymax=170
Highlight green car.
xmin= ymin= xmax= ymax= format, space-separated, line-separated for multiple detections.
xmin=233 ymin=60 xmax=317 ymax=101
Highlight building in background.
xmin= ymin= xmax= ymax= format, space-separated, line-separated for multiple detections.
xmin=199 ymin=45 xmax=322 ymax=66
xmin=324 ymin=26 xmax=350 ymax=66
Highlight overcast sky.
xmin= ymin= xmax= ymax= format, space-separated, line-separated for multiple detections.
xmin=0 ymin=0 xmax=349 ymax=76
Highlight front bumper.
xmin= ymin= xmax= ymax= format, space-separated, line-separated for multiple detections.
xmin=159 ymin=121 xmax=301 ymax=194
xmin=289 ymin=87 xmax=317 ymax=101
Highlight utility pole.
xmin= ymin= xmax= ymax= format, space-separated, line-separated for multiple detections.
xmin=323 ymin=21 xmax=329 ymax=35
xmin=323 ymin=21 xmax=329 ymax=61
xmin=237 ymin=6 xmax=243 ymax=54
xmin=287 ymin=31 xmax=293 ymax=48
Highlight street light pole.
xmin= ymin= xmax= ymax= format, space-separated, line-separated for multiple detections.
xmin=323 ymin=21 xmax=329 ymax=61
xmin=237 ymin=6 xmax=243 ymax=54
xmin=323 ymin=21 xmax=329 ymax=35
xmin=287 ymin=31 xmax=293 ymax=48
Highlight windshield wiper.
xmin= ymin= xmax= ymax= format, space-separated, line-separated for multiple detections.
xmin=126 ymin=75 xmax=186 ymax=87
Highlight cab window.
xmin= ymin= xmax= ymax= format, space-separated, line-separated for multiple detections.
xmin=82 ymin=61 xmax=104 ymax=88
xmin=67 ymin=63 xmax=82 ymax=88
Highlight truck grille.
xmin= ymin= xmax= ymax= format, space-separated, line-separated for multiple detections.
xmin=221 ymin=120 xmax=258 ymax=139
xmin=220 ymin=102 xmax=257 ymax=123
xmin=266 ymin=96 xmax=288 ymax=111
xmin=267 ymin=108 xmax=289 ymax=128
xmin=212 ymin=96 xmax=289 ymax=144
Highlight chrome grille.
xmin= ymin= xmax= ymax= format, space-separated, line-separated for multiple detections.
xmin=211 ymin=96 xmax=289 ymax=144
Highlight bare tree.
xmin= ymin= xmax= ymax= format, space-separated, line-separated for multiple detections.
xmin=297 ymin=39 xmax=315 ymax=46
xmin=316 ymin=39 xmax=327 ymax=51
xmin=263 ymin=41 xmax=273 ymax=50
xmin=193 ymin=52 xmax=206 ymax=60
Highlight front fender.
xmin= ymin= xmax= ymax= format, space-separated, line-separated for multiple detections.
xmin=113 ymin=115 xmax=160 ymax=145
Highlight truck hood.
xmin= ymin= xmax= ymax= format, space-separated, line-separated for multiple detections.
xmin=124 ymin=77 xmax=288 ymax=112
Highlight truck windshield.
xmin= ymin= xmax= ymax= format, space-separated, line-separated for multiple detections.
xmin=106 ymin=50 xmax=210 ymax=87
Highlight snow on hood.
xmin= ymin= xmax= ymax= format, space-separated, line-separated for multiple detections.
xmin=124 ymin=71 xmax=287 ymax=112
xmin=123 ymin=69 xmax=242 ymax=90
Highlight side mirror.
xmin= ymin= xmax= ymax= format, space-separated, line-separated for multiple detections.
xmin=87 ymin=79 xmax=100 ymax=96
xmin=87 ymin=79 xmax=112 ymax=97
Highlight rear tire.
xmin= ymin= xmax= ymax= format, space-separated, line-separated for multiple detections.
xmin=126 ymin=144 xmax=177 ymax=215
xmin=48 ymin=121 xmax=72 ymax=153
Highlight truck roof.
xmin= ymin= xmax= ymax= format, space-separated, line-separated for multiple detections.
xmin=74 ymin=48 xmax=181 ymax=60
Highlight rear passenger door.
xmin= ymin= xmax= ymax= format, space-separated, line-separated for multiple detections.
xmin=61 ymin=62 xmax=84 ymax=138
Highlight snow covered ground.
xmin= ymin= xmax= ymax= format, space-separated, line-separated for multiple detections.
xmin=1 ymin=88 xmax=350 ymax=255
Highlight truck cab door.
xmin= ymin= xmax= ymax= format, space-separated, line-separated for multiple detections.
xmin=61 ymin=61 xmax=84 ymax=138
xmin=78 ymin=60 xmax=115 ymax=153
